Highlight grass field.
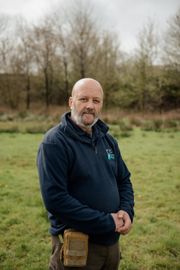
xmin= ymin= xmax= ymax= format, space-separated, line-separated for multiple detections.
xmin=0 ymin=128 xmax=179 ymax=270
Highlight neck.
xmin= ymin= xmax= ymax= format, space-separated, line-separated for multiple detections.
xmin=80 ymin=126 xmax=92 ymax=135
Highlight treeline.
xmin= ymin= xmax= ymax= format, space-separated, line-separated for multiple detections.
xmin=0 ymin=2 xmax=179 ymax=111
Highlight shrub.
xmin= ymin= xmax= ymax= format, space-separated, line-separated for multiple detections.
xmin=109 ymin=125 xmax=121 ymax=139
xmin=141 ymin=120 xmax=163 ymax=132
xmin=0 ymin=123 xmax=19 ymax=133
xmin=119 ymin=119 xmax=133 ymax=132
xmin=153 ymin=119 xmax=163 ymax=131
xmin=164 ymin=119 xmax=178 ymax=129
xmin=119 ymin=131 xmax=132 ymax=138
xmin=25 ymin=123 xmax=54 ymax=134
xmin=129 ymin=117 xmax=143 ymax=127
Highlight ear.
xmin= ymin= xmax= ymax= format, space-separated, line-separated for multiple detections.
xmin=69 ymin=96 xmax=73 ymax=109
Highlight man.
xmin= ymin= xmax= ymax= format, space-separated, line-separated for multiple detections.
xmin=37 ymin=78 xmax=134 ymax=270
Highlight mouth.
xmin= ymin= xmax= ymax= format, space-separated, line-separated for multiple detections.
xmin=82 ymin=112 xmax=96 ymax=124
xmin=82 ymin=113 xmax=95 ymax=120
xmin=82 ymin=111 xmax=95 ymax=116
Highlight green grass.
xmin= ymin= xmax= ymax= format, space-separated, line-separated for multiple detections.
xmin=118 ymin=129 xmax=180 ymax=270
xmin=0 ymin=129 xmax=180 ymax=269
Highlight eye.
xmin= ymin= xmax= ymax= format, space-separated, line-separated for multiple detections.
xmin=93 ymin=99 xmax=101 ymax=104
xmin=79 ymin=97 xmax=87 ymax=102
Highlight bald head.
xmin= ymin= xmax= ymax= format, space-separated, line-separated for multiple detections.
xmin=71 ymin=78 xmax=104 ymax=98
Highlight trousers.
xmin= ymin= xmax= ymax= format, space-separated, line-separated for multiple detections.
xmin=49 ymin=235 xmax=121 ymax=270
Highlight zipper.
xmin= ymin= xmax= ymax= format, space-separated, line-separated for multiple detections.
xmin=91 ymin=140 xmax=97 ymax=154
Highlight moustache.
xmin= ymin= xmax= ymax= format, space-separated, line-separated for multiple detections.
xmin=82 ymin=109 xmax=95 ymax=115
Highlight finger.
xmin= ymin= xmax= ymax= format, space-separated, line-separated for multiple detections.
xmin=121 ymin=225 xmax=132 ymax=234
xmin=120 ymin=229 xmax=129 ymax=235
xmin=117 ymin=226 xmax=130 ymax=234
xmin=117 ymin=222 xmax=132 ymax=233
xmin=118 ymin=225 xmax=128 ymax=233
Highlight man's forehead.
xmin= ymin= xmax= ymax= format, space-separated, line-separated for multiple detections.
xmin=75 ymin=88 xmax=102 ymax=97
xmin=71 ymin=78 xmax=103 ymax=97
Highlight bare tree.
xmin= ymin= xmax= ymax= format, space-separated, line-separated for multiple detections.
xmin=0 ymin=15 xmax=22 ymax=108
xmin=31 ymin=18 xmax=57 ymax=107
xmin=134 ymin=20 xmax=158 ymax=111
xmin=68 ymin=1 xmax=99 ymax=79
xmin=161 ymin=8 xmax=180 ymax=109
xmin=163 ymin=8 xmax=180 ymax=70
xmin=50 ymin=13 xmax=71 ymax=103
xmin=0 ymin=15 xmax=12 ymax=73
xmin=56 ymin=25 xmax=70 ymax=101
xmin=93 ymin=31 xmax=121 ymax=108
xmin=15 ymin=17 xmax=35 ymax=109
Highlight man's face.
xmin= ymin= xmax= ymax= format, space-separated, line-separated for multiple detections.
xmin=69 ymin=82 xmax=103 ymax=129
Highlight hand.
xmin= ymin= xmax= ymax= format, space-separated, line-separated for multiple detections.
xmin=116 ymin=210 xmax=132 ymax=235
xmin=111 ymin=213 xmax=124 ymax=232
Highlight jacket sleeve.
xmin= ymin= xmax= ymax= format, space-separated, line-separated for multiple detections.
xmin=37 ymin=142 xmax=115 ymax=234
xmin=115 ymin=142 xmax=135 ymax=222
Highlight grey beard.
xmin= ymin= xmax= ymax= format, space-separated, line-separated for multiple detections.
xmin=71 ymin=109 xmax=98 ymax=129
xmin=80 ymin=117 xmax=98 ymax=129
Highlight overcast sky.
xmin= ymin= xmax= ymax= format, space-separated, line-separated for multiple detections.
xmin=0 ymin=0 xmax=179 ymax=52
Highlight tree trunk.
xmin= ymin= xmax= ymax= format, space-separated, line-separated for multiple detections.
xmin=26 ymin=75 xmax=31 ymax=110
xmin=44 ymin=68 xmax=49 ymax=108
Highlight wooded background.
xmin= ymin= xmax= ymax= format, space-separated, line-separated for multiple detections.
xmin=0 ymin=3 xmax=179 ymax=112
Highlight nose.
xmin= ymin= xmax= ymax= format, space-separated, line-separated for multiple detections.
xmin=86 ymin=100 xmax=94 ymax=109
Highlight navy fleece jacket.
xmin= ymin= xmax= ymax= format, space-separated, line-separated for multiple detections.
xmin=37 ymin=112 xmax=134 ymax=245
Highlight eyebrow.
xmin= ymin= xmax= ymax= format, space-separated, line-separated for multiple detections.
xmin=78 ymin=95 xmax=102 ymax=99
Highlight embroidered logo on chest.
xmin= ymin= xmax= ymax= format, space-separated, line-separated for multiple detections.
xmin=106 ymin=149 xmax=115 ymax=160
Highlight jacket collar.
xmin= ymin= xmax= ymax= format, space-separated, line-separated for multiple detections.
xmin=60 ymin=112 xmax=109 ymax=143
